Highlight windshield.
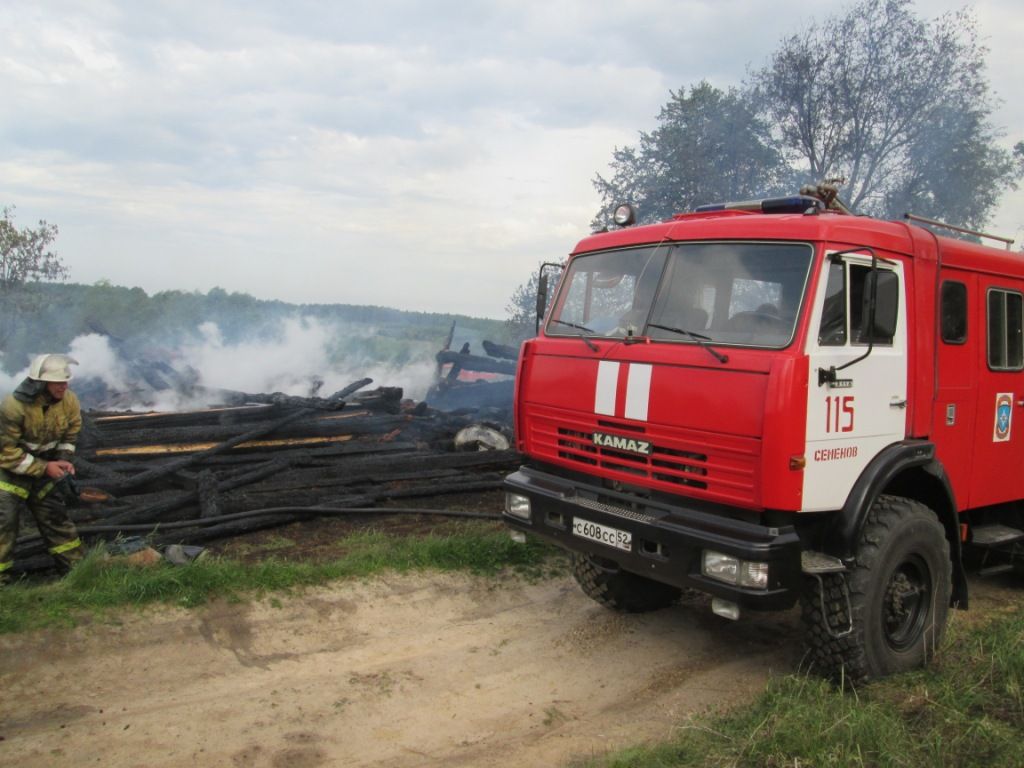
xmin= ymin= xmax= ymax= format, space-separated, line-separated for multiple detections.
xmin=547 ymin=241 xmax=813 ymax=348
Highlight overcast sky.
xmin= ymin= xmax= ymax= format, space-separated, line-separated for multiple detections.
xmin=2 ymin=1 xmax=1021 ymax=319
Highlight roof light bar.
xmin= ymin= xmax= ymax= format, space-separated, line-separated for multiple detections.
xmin=695 ymin=195 xmax=824 ymax=215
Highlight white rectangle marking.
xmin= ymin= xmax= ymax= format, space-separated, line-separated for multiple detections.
xmin=624 ymin=363 xmax=652 ymax=421
xmin=595 ymin=361 xmax=619 ymax=415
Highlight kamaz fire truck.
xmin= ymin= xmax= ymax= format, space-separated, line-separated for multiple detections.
xmin=502 ymin=189 xmax=1021 ymax=681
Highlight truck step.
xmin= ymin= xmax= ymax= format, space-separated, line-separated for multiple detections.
xmin=978 ymin=563 xmax=1015 ymax=577
xmin=801 ymin=550 xmax=846 ymax=574
xmin=971 ymin=524 xmax=1024 ymax=547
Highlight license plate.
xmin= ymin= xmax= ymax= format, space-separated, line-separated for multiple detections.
xmin=571 ymin=517 xmax=632 ymax=552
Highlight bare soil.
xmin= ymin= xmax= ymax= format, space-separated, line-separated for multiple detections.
xmin=0 ymin=574 xmax=800 ymax=768
xmin=1 ymin=491 xmax=1020 ymax=767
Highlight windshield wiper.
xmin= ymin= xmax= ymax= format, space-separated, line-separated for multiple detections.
xmin=550 ymin=319 xmax=599 ymax=351
xmin=647 ymin=323 xmax=729 ymax=364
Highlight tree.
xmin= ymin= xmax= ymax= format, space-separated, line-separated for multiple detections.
xmin=750 ymin=0 xmax=1019 ymax=224
xmin=882 ymin=103 xmax=1018 ymax=227
xmin=0 ymin=206 xmax=67 ymax=351
xmin=592 ymin=81 xmax=789 ymax=226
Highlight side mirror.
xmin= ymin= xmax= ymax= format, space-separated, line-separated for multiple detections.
xmin=862 ymin=270 xmax=898 ymax=342
xmin=535 ymin=273 xmax=549 ymax=333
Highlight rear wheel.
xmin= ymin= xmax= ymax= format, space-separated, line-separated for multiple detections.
xmin=802 ymin=495 xmax=951 ymax=683
xmin=571 ymin=553 xmax=681 ymax=612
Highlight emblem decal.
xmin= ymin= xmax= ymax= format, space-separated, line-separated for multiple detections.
xmin=592 ymin=431 xmax=653 ymax=456
xmin=994 ymin=392 xmax=1013 ymax=442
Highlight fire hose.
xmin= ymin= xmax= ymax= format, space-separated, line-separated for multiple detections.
xmin=15 ymin=505 xmax=503 ymax=548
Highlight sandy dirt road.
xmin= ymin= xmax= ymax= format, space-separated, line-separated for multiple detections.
xmin=0 ymin=572 xmax=803 ymax=767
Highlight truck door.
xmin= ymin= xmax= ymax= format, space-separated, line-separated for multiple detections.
xmin=932 ymin=274 xmax=976 ymax=508
xmin=802 ymin=252 xmax=908 ymax=512
xmin=967 ymin=282 xmax=1024 ymax=507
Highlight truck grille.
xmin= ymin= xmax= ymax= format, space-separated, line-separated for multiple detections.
xmin=557 ymin=427 xmax=709 ymax=489
xmin=571 ymin=496 xmax=657 ymax=523
xmin=527 ymin=406 xmax=760 ymax=508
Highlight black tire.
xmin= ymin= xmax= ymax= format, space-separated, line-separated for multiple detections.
xmin=802 ymin=495 xmax=951 ymax=683
xmin=571 ymin=553 xmax=681 ymax=612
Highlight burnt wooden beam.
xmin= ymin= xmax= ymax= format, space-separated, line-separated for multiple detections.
xmin=88 ymin=413 xmax=412 ymax=450
xmin=482 ymin=340 xmax=520 ymax=360
xmin=215 ymin=379 xmax=374 ymax=411
xmin=88 ymin=404 xmax=280 ymax=432
xmin=99 ymin=456 xmax=295 ymax=526
xmin=72 ymin=456 xmax=131 ymax=484
xmin=197 ymin=470 xmax=221 ymax=518
xmin=97 ymin=407 xmax=317 ymax=495
xmin=435 ymin=350 xmax=517 ymax=376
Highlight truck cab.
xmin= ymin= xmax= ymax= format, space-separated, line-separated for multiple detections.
xmin=502 ymin=195 xmax=1017 ymax=681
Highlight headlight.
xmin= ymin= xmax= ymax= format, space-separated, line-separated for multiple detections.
xmin=702 ymin=550 xmax=768 ymax=590
xmin=505 ymin=493 xmax=532 ymax=521
xmin=702 ymin=550 xmax=739 ymax=583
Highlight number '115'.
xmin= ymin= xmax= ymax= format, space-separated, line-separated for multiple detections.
xmin=826 ymin=396 xmax=855 ymax=433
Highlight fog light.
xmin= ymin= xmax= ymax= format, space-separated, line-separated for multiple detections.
xmin=702 ymin=550 xmax=739 ymax=584
xmin=505 ymin=493 xmax=532 ymax=521
xmin=740 ymin=561 xmax=769 ymax=589
xmin=712 ymin=598 xmax=740 ymax=620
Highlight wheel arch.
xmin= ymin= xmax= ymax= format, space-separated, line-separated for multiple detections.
xmin=824 ymin=440 xmax=968 ymax=609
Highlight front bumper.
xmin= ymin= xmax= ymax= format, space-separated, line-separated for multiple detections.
xmin=504 ymin=465 xmax=802 ymax=610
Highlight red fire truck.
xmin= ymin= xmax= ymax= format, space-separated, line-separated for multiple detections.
xmin=503 ymin=192 xmax=1021 ymax=681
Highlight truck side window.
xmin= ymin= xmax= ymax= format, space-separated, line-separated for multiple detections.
xmin=817 ymin=261 xmax=846 ymax=346
xmin=850 ymin=264 xmax=896 ymax=345
xmin=988 ymin=289 xmax=1024 ymax=370
xmin=941 ymin=281 xmax=967 ymax=344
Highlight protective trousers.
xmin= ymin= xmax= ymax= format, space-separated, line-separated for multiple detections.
xmin=0 ymin=469 xmax=83 ymax=579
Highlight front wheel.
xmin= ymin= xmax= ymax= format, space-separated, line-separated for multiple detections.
xmin=571 ymin=553 xmax=681 ymax=613
xmin=802 ymin=495 xmax=951 ymax=683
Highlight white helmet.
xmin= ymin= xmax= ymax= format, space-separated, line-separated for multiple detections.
xmin=28 ymin=354 xmax=78 ymax=382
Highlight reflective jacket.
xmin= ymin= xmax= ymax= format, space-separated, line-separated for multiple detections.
xmin=0 ymin=379 xmax=82 ymax=479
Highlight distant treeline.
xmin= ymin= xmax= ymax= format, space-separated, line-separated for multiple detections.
xmin=2 ymin=281 xmax=509 ymax=372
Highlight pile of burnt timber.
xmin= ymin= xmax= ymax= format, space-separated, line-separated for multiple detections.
xmin=425 ymin=337 xmax=519 ymax=411
xmin=11 ymin=380 xmax=517 ymax=573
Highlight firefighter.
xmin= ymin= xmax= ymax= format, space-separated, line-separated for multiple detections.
xmin=0 ymin=354 xmax=84 ymax=581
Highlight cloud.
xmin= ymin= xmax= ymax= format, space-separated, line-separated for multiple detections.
xmin=1 ymin=1 xmax=1019 ymax=317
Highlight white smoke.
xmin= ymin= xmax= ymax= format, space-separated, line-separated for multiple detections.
xmin=54 ymin=316 xmax=441 ymax=412
xmin=179 ymin=317 xmax=437 ymax=399
xmin=0 ymin=350 xmax=22 ymax=396
xmin=182 ymin=318 xmax=336 ymax=395
xmin=0 ymin=339 xmax=128 ymax=398
xmin=69 ymin=334 xmax=131 ymax=390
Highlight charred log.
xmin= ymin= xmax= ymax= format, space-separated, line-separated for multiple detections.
xmin=90 ymin=404 xmax=280 ymax=432
xmin=197 ymin=470 xmax=221 ymax=519
xmin=434 ymin=350 xmax=517 ymax=376
xmin=89 ymin=413 xmax=412 ymax=450
xmin=95 ymin=408 xmax=316 ymax=495
xmin=482 ymin=340 xmax=520 ymax=360
xmin=98 ymin=456 xmax=296 ymax=526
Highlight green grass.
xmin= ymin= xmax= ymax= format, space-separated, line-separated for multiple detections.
xmin=579 ymin=607 xmax=1024 ymax=768
xmin=0 ymin=526 xmax=559 ymax=634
